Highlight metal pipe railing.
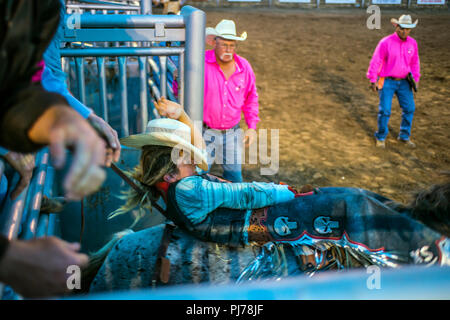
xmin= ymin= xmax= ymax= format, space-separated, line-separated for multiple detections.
xmin=148 ymin=56 xmax=177 ymax=102
xmin=21 ymin=151 xmax=50 ymax=240
xmin=118 ymin=56 xmax=130 ymax=136
xmin=35 ymin=166 xmax=55 ymax=238
xmin=138 ymin=56 xmax=149 ymax=131
xmin=0 ymin=173 xmax=30 ymax=241
xmin=180 ymin=6 xmax=205 ymax=123
xmin=61 ymin=6 xmax=205 ymax=136
xmin=72 ymin=14 xmax=184 ymax=28
xmin=61 ymin=47 xmax=184 ymax=57
xmin=75 ymin=58 xmax=87 ymax=105
xmin=96 ymin=57 xmax=109 ymax=122
xmin=69 ymin=265 xmax=450 ymax=300
xmin=0 ymin=149 xmax=50 ymax=299
xmin=67 ymin=4 xmax=140 ymax=11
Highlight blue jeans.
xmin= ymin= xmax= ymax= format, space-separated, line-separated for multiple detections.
xmin=203 ymin=124 xmax=243 ymax=182
xmin=375 ymin=78 xmax=415 ymax=141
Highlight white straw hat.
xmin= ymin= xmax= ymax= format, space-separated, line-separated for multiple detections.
xmin=120 ymin=118 xmax=208 ymax=171
xmin=391 ymin=15 xmax=418 ymax=29
xmin=205 ymin=19 xmax=247 ymax=44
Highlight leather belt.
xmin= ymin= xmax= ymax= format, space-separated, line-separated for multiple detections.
xmin=386 ymin=76 xmax=406 ymax=81
xmin=203 ymin=123 xmax=233 ymax=134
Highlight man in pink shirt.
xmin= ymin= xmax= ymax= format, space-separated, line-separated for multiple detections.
xmin=367 ymin=14 xmax=420 ymax=149
xmin=203 ymin=20 xmax=260 ymax=182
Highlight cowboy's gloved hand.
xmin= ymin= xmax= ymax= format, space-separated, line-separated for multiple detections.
xmin=2 ymin=152 xmax=36 ymax=200
xmin=87 ymin=113 xmax=121 ymax=167
xmin=28 ymin=105 xmax=106 ymax=200
xmin=280 ymin=182 xmax=316 ymax=197
xmin=0 ymin=237 xmax=88 ymax=298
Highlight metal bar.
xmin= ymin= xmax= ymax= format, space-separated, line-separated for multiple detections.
xmin=148 ymin=97 xmax=160 ymax=119
xmin=46 ymin=166 xmax=57 ymax=237
xmin=65 ymin=14 xmax=184 ymax=28
xmin=159 ymin=56 xmax=167 ymax=98
xmin=141 ymin=0 xmax=152 ymax=14
xmin=138 ymin=56 xmax=148 ymax=132
xmin=22 ymin=151 xmax=49 ymax=240
xmin=148 ymin=78 xmax=161 ymax=103
xmin=148 ymin=57 xmax=160 ymax=79
xmin=167 ymin=57 xmax=177 ymax=79
xmin=181 ymin=6 xmax=205 ymax=122
xmin=36 ymin=213 xmax=49 ymax=238
xmin=62 ymin=57 xmax=71 ymax=89
xmin=0 ymin=157 xmax=29 ymax=299
xmin=118 ymin=56 xmax=129 ymax=137
xmin=0 ymin=177 xmax=29 ymax=240
xmin=96 ymin=57 xmax=109 ymax=122
xmin=67 ymin=4 xmax=140 ymax=11
xmin=178 ymin=50 xmax=184 ymax=106
xmin=71 ymin=0 xmax=134 ymax=5
xmin=62 ymin=28 xmax=185 ymax=43
xmin=75 ymin=57 xmax=86 ymax=105
xmin=35 ymin=165 xmax=55 ymax=238
xmin=72 ymin=266 xmax=450 ymax=300
xmin=61 ymin=46 xmax=184 ymax=57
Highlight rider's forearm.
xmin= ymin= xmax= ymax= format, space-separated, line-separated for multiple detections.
xmin=177 ymin=110 xmax=206 ymax=151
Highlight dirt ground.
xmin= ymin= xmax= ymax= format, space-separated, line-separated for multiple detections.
xmin=204 ymin=7 xmax=450 ymax=204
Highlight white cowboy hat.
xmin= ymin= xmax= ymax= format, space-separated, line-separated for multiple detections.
xmin=390 ymin=15 xmax=418 ymax=29
xmin=205 ymin=19 xmax=247 ymax=44
xmin=120 ymin=118 xmax=209 ymax=171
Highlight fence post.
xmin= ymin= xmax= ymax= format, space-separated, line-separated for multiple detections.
xmin=181 ymin=6 xmax=205 ymax=123
xmin=141 ymin=0 xmax=152 ymax=14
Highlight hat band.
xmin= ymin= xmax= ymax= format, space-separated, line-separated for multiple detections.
xmin=219 ymin=32 xmax=238 ymax=36
xmin=146 ymin=126 xmax=190 ymax=141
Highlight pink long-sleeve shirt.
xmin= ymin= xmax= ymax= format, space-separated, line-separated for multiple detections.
xmin=367 ymin=32 xmax=421 ymax=84
xmin=203 ymin=50 xmax=260 ymax=130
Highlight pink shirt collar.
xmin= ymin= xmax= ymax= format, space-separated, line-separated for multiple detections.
xmin=205 ymin=50 xmax=243 ymax=73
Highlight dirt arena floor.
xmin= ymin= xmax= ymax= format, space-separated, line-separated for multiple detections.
xmin=204 ymin=7 xmax=450 ymax=204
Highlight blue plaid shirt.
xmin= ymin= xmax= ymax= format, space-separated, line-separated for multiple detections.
xmin=175 ymin=175 xmax=295 ymax=225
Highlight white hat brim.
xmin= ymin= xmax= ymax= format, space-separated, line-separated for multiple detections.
xmin=120 ymin=132 xmax=209 ymax=171
xmin=391 ymin=18 xmax=418 ymax=28
xmin=205 ymin=27 xmax=247 ymax=42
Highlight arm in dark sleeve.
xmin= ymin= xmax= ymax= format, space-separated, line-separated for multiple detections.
xmin=0 ymin=234 xmax=9 ymax=264
xmin=0 ymin=0 xmax=64 ymax=153
xmin=0 ymin=83 xmax=69 ymax=153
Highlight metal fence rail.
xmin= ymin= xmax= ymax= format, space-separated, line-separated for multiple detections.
xmin=61 ymin=6 xmax=205 ymax=136
xmin=195 ymin=0 xmax=448 ymax=8
xmin=0 ymin=149 xmax=57 ymax=299
xmin=66 ymin=0 xmax=148 ymax=12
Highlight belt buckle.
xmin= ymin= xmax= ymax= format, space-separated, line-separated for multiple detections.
xmin=204 ymin=124 xmax=229 ymax=134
